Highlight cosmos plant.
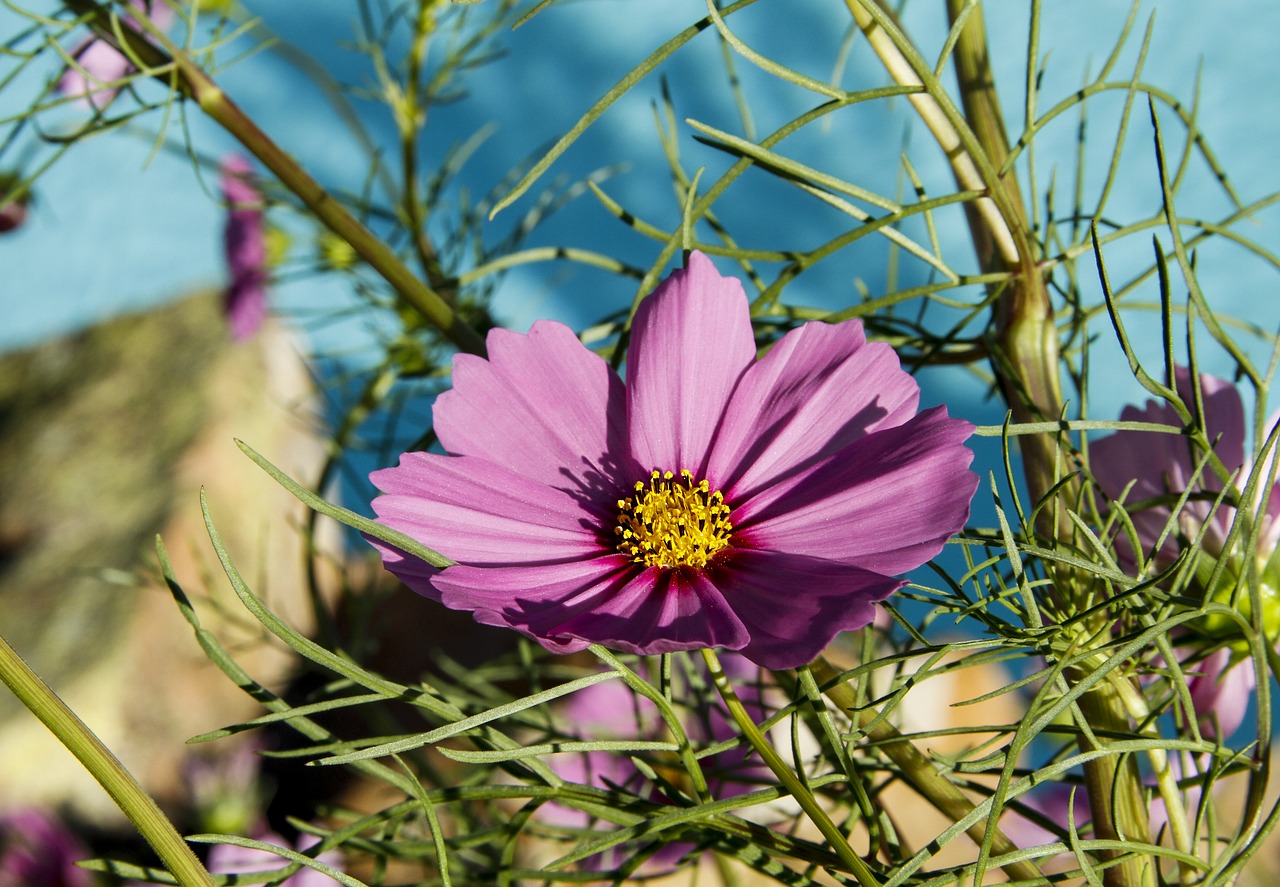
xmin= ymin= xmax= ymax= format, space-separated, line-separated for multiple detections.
xmin=3 ymin=2 xmax=1280 ymax=887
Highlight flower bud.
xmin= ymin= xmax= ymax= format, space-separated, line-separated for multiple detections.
xmin=1194 ymin=557 xmax=1280 ymax=646
xmin=317 ymin=228 xmax=358 ymax=271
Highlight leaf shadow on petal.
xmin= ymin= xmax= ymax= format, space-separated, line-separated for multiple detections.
xmin=718 ymin=397 xmax=891 ymax=504
xmin=555 ymin=449 xmax=638 ymax=536
xmin=551 ymin=376 xmax=641 ymax=533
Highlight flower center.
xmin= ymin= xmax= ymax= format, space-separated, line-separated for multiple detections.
xmin=615 ymin=469 xmax=733 ymax=569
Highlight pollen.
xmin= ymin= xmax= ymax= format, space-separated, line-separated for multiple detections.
xmin=615 ymin=469 xmax=733 ymax=569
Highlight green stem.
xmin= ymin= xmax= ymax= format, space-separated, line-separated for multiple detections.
xmin=702 ymin=649 xmax=881 ymax=887
xmin=808 ymin=658 xmax=1046 ymax=884
xmin=848 ymin=3 xmax=1151 ymax=881
xmin=841 ymin=0 xmax=1022 ymax=266
xmin=1073 ymin=680 xmax=1155 ymax=887
xmin=942 ymin=0 xmax=1067 ymax=538
xmin=1109 ymin=673 xmax=1193 ymax=877
xmin=0 ymin=632 xmax=214 ymax=887
xmin=59 ymin=0 xmax=485 ymax=357
xmin=943 ymin=8 xmax=1152 ymax=883
xmin=398 ymin=0 xmax=450 ymax=290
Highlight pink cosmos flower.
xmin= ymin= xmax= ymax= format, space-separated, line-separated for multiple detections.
xmin=0 ymin=809 xmax=92 ymax=887
xmin=219 ymin=154 xmax=269 ymax=341
xmin=370 ymin=251 xmax=977 ymax=669
xmin=1183 ymin=645 xmax=1254 ymax=738
xmin=1091 ymin=367 xmax=1275 ymax=737
xmin=56 ymin=1 xmax=176 ymax=109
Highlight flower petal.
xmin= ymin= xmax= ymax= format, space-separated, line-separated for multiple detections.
xmin=435 ymin=321 xmax=632 ymax=508
xmin=220 ymin=155 xmax=268 ymax=341
xmin=735 ymin=406 xmax=977 ymax=573
xmin=430 ymin=557 xmax=632 ymax=652
xmin=547 ymin=567 xmax=750 ymax=655
xmin=1188 ymin=648 xmax=1255 ymax=739
xmin=1092 ymin=400 xmax=1203 ymax=563
xmin=1181 ymin=368 xmax=1246 ymax=474
xmin=433 ymin=557 xmax=750 ymax=655
xmin=706 ymin=318 xmax=920 ymax=497
xmin=708 ymin=551 xmax=901 ymax=668
xmin=1092 ymin=369 xmax=1247 ymax=560
xmin=371 ymin=452 xmax=603 ymax=567
xmin=57 ymin=36 xmax=132 ymax=105
xmin=224 ymin=274 xmax=268 ymax=341
xmin=56 ymin=1 xmax=176 ymax=108
xmin=626 ymin=251 xmax=756 ymax=476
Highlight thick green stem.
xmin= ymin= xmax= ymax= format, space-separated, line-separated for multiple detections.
xmin=703 ymin=650 xmax=881 ymax=887
xmin=0 ymin=632 xmax=214 ymax=887
xmin=60 ymin=0 xmax=485 ymax=357
xmin=841 ymin=0 xmax=1022 ymax=266
xmin=846 ymin=3 xmax=1153 ymax=882
xmin=1073 ymin=680 xmax=1156 ymax=887
xmin=947 ymin=8 xmax=1152 ymax=880
xmin=1110 ymin=674 xmax=1194 ymax=876
xmin=942 ymin=0 xmax=1064 ymax=521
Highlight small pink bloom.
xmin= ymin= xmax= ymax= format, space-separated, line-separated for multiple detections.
xmin=1090 ymin=367 xmax=1276 ymax=566
xmin=370 ymin=251 xmax=977 ymax=668
xmin=998 ymin=783 xmax=1089 ymax=850
xmin=542 ymin=654 xmax=776 ymax=874
xmin=219 ymin=154 xmax=269 ymax=341
xmin=1184 ymin=646 xmax=1255 ymax=739
xmin=56 ymin=1 xmax=176 ymax=109
xmin=0 ymin=809 xmax=92 ymax=887
xmin=1092 ymin=367 xmax=1275 ymax=737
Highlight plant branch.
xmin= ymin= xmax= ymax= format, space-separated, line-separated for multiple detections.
xmin=704 ymin=649 xmax=882 ymax=887
xmin=59 ymin=0 xmax=484 ymax=356
xmin=0 ymin=631 xmax=214 ymax=887
xmin=809 ymin=657 xmax=1047 ymax=884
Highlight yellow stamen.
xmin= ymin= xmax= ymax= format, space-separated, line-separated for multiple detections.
xmin=615 ymin=469 xmax=733 ymax=569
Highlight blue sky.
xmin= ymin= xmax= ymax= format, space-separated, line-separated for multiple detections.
xmin=3 ymin=0 xmax=1279 ymax=429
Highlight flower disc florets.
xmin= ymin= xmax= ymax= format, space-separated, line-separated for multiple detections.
xmin=616 ymin=469 xmax=733 ymax=569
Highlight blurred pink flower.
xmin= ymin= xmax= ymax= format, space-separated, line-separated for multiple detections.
xmin=1092 ymin=367 xmax=1274 ymax=738
xmin=371 ymin=251 xmax=977 ymax=668
xmin=56 ymin=1 xmax=176 ymax=108
xmin=206 ymin=830 xmax=342 ymax=887
xmin=542 ymin=654 xmax=775 ymax=874
xmin=1183 ymin=645 xmax=1255 ymax=739
xmin=1091 ymin=367 xmax=1280 ymax=568
xmin=0 ymin=809 xmax=91 ymax=887
xmin=997 ymin=784 xmax=1090 ymax=851
xmin=219 ymin=154 xmax=269 ymax=341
